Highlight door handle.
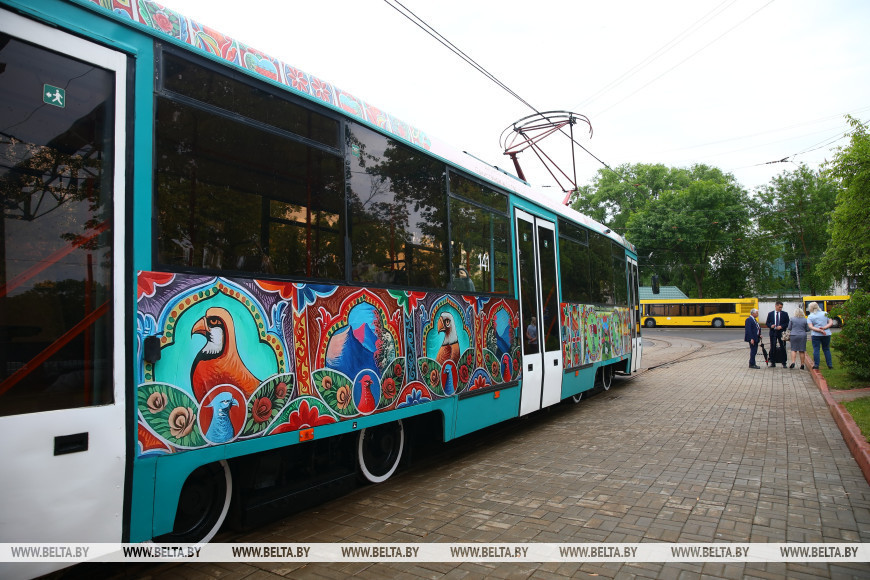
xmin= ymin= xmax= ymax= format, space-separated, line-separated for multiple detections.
xmin=528 ymin=363 xmax=533 ymax=371
xmin=54 ymin=432 xmax=88 ymax=456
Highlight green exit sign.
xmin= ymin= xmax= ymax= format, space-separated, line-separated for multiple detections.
xmin=43 ymin=84 xmax=65 ymax=108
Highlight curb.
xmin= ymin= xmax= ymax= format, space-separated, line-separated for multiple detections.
xmin=808 ymin=365 xmax=870 ymax=487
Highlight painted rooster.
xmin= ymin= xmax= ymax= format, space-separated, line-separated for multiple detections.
xmin=191 ymin=307 xmax=260 ymax=402
xmin=435 ymin=312 xmax=461 ymax=367
xmin=357 ymin=374 xmax=376 ymax=414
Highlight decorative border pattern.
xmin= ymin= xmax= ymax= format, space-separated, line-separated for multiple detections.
xmin=87 ymin=0 xmax=431 ymax=149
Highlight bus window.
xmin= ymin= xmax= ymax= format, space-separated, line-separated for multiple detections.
xmin=0 ymin=34 xmax=115 ymax=416
xmin=346 ymin=122 xmax=448 ymax=289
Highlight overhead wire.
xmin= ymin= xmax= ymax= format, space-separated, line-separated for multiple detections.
xmin=380 ymin=0 xmax=617 ymax=176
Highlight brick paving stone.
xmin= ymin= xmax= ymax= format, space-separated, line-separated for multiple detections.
xmin=76 ymin=334 xmax=870 ymax=580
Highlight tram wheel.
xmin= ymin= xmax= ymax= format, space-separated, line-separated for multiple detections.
xmin=157 ymin=460 xmax=231 ymax=543
xmin=357 ymin=420 xmax=404 ymax=483
xmin=644 ymin=318 xmax=656 ymax=328
xmin=600 ymin=365 xmax=614 ymax=391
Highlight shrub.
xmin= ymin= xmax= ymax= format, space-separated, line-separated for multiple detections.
xmin=831 ymin=290 xmax=870 ymax=381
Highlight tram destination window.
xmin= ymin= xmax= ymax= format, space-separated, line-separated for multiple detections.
xmin=345 ymin=122 xmax=448 ymax=289
xmin=558 ymin=219 xmax=591 ymax=303
xmin=155 ymin=92 xmax=344 ymax=279
xmin=448 ymin=173 xmax=512 ymax=294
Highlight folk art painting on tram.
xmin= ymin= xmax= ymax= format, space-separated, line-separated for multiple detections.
xmin=0 ymin=0 xmax=639 ymax=573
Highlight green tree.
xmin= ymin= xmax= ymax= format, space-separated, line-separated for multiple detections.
xmin=569 ymin=163 xmax=688 ymax=234
xmin=756 ymin=164 xmax=838 ymax=295
xmin=820 ymin=116 xmax=870 ymax=289
xmin=831 ymin=290 xmax=870 ymax=381
xmin=625 ymin=165 xmax=751 ymax=298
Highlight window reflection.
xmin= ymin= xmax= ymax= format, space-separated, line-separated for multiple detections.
xmin=346 ymin=123 xmax=448 ymax=288
xmin=0 ymin=34 xmax=114 ymax=417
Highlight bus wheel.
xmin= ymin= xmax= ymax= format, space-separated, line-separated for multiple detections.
xmin=158 ymin=460 xmax=231 ymax=544
xmin=712 ymin=318 xmax=724 ymax=328
xmin=833 ymin=317 xmax=842 ymax=328
xmin=601 ymin=365 xmax=614 ymax=390
xmin=358 ymin=420 xmax=404 ymax=483
xmin=644 ymin=318 xmax=656 ymax=328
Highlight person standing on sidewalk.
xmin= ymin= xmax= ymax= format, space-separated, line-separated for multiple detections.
xmin=787 ymin=308 xmax=809 ymax=369
xmin=765 ymin=301 xmax=789 ymax=368
xmin=807 ymin=301 xmax=834 ymax=370
xmin=745 ymin=308 xmax=762 ymax=369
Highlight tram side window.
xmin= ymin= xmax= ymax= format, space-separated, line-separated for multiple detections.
xmin=448 ymin=174 xmax=512 ymax=294
xmin=155 ymin=99 xmax=345 ymax=279
xmin=558 ymin=219 xmax=591 ymax=303
xmin=162 ymin=52 xmax=339 ymax=149
xmin=346 ymin=122 xmax=448 ymax=289
xmin=589 ymin=232 xmax=614 ymax=305
xmin=612 ymin=242 xmax=628 ymax=307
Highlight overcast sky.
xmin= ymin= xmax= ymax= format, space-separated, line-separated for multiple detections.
xmin=165 ymin=0 xmax=870 ymax=203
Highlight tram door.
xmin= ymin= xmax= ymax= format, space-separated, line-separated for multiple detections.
xmin=0 ymin=8 xmax=128 ymax=566
xmin=516 ymin=210 xmax=563 ymax=416
xmin=628 ymin=257 xmax=642 ymax=372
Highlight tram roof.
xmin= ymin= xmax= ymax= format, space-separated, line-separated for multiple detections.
xmin=79 ymin=0 xmax=634 ymax=253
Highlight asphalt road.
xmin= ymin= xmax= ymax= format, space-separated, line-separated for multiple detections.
xmin=640 ymin=326 xmax=744 ymax=344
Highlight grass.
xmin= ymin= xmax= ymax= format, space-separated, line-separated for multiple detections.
xmin=818 ymin=335 xmax=870 ymax=390
xmin=843 ymin=397 xmax=870 ymax=444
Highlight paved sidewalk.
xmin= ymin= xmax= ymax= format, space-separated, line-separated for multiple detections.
xmin=98 ymin=337 xmax=870 ymax=579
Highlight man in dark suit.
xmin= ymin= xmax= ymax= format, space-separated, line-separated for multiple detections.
xmin=745 ymin=308 xmax=761 ymax=369
xmin=765 ymin=301 xmax=790 ymax=368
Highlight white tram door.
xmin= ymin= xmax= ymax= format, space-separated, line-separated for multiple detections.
xmin=0 ymin=10 xmax=127 ymax=577
xmin=628 ymin=257 xmax=642 ymax=372
xmin=516 ymin=210 xmax=563 ymax=415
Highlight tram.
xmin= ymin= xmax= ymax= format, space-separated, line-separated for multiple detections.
xmin=0 ymin=0 xmax=641 ymax=575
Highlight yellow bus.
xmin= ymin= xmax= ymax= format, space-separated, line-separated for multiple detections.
xmin=640 ymin=298 xmax=758 ymax=328
xmin=802 ymin=295 xmax=849 ymax=327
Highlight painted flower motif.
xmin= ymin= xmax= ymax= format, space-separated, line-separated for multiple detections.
xmin=283 ymin=400 xmax=335 ymax=431
xmin=421 ymin=362 xmax=429 ymax=376
xmin=168 ymin=406 xmax=195 ymax=438
xmin=393 ymin=363 xmax=403 ymax=379
xmin=153 ymin=12 xmax=173 ymax=32
xmin=146 ymin=392 xmax=167 ymax=414
xmin=285 ymin=67 xmax=309 ymax=92
xmin=252 ymin=397 xmax=273 ymax=423
xmin=335 ymin=385 xmax=352 ymax=410
xmin=491 ymin=361 xmax=500 ymax=376
xmin=466 ymin=353 xmax=473 ymax=366
xmin=471 ymin=375 xmax=488 ymax=391
xmin=459 ymin=365 xmax=470 ymax=383
xmin=275 ymin=382 xmax=287 ymax=399
xmin=429 ymin=369 xmax=439 ymax=388
xmin=383 ymin=378 xmax=396 ymax=399
xmin=137 ymin=271 xmax=174 ymax=299
xmin=310 ymin=77 xmax=333 ymax=103
xmin=513 ymin=359 xmax=520 ymax=374
xmin=321 ymin=376 xmax=333 ymax=391
xmin=401 ymin=388 xmax=430 ymax=406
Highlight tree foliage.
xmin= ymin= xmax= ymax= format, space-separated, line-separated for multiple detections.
xmin=821 ymin=116 xmax=870 ymax=289
xmin=623 ymin=165 xmax=751 ymax=298
xmin=831 ymin=290 xmax=870 ymax=381
xmin=756 ymin=164 xmax=838 ymax=295
xmin=570 ymin=163 xmax=688 ymax=233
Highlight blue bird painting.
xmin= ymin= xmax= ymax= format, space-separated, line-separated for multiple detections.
xmin=205 ymin=391 xmax=239 ymax=443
